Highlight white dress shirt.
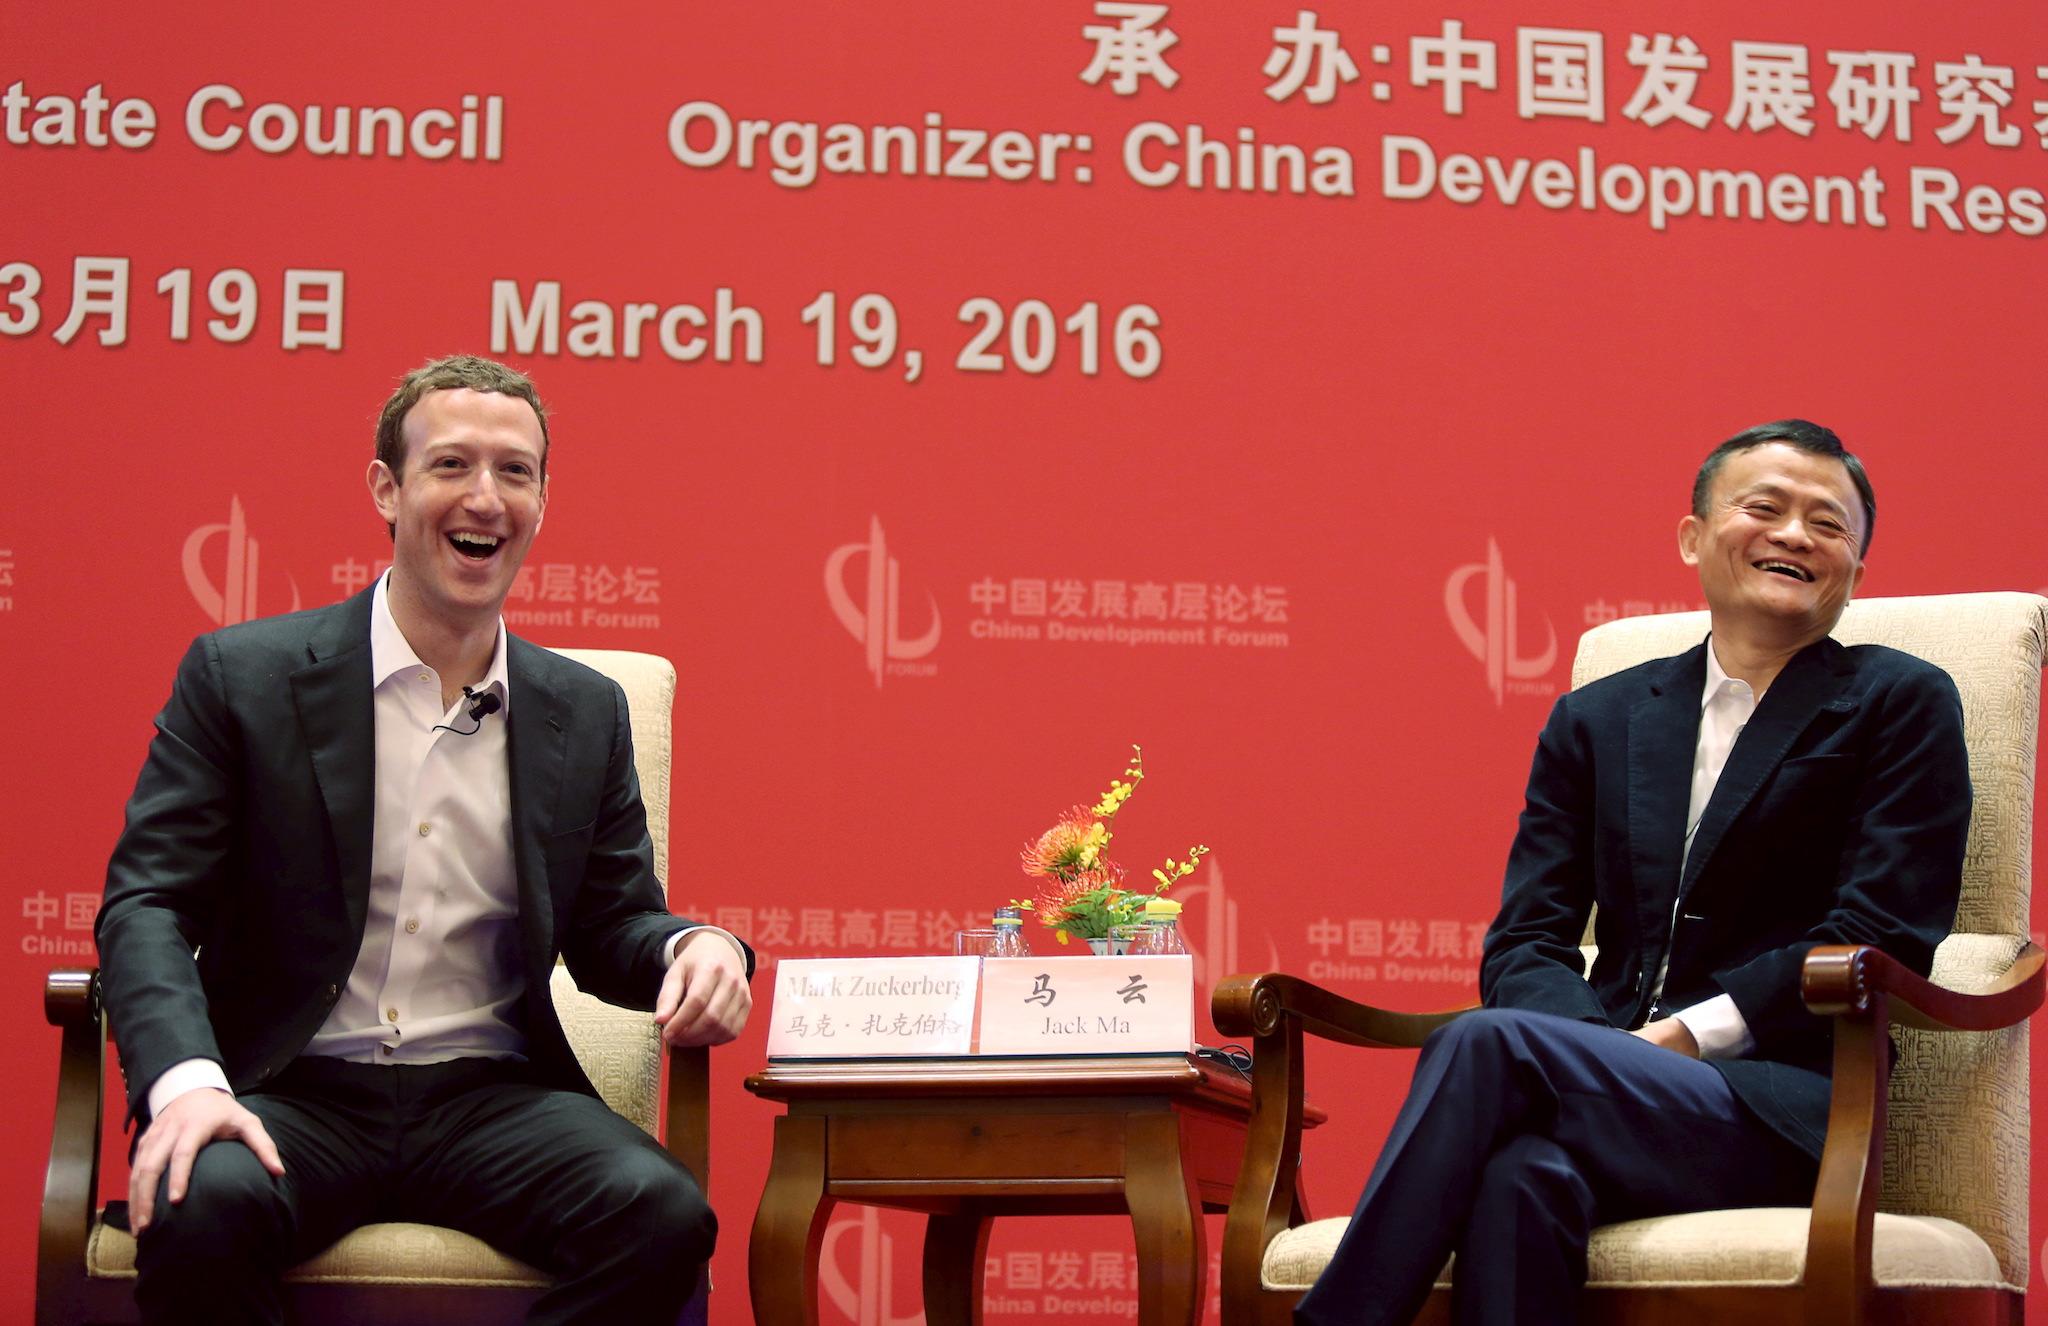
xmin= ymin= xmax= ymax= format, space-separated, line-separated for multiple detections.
xmin=1656 ymin=640 xmax=1758 ymax=1059
xmin=305 ymin=573 xmax=525 ymax=1064
xmin=148 ymin=573 xmax=730 ymax=1116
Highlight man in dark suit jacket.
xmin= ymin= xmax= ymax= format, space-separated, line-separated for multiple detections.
xmin=1297 ymin=422 xmax=1971 ymax=1326
xmin=98 ymin=355 xmax=754 ymax=1325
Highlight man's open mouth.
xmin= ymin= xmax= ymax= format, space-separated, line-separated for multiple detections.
xmin=448 ymin=532 xmax=503 ymax=561
xmin=1754 ymin=560 xmax=1813 ymax=582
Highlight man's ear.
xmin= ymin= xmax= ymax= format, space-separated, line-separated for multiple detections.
xmin=367 ymin=459 xmax=399 ymax=526
xmin=534 ymin=474 xmax=548 ymax=533
xmin=1676 ymin=513 xmax=1702 ymax=566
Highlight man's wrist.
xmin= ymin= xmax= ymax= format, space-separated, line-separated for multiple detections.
xmin=146 ymin=1058 xmax=232 ymax=1120
xmin=665 ymin=925 xmax=747 ymax=968
xmin=1670 ymin=993 xmax=1755 ymax=1060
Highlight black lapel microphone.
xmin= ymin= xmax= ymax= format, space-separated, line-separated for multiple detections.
xmin=433 ymin=685 xmax=502 ymax=736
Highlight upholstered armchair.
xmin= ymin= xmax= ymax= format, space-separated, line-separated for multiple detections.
xmin=39 ymin=648 xmax=713 ymax=1325
xmin=1214 ymin=593 xmax=2048 ymax=1326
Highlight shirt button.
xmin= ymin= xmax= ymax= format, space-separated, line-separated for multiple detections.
xmin=418 ymin=672 xmax=431 ymax=683
xmin=324 ymin=984 xmax=339 ymax=1000
xmin=382 ymin=1045 xmax=395 ymax=1056
xmin=386 ymin=1007 xmax=399 ymax=1023
xmin=418 ymin=822 xmax=432 ymax=837
xmin=405 ymin=918 xmax=420 ymax=934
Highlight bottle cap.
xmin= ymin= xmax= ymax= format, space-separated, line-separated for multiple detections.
xmin=1142 ymin=898 xmax=1182 ymax=918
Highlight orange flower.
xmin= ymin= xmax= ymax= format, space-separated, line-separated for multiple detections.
xmin=1021 ymin=806 xmax=1107 ymax=880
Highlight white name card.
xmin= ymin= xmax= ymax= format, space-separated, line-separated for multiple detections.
xmin=976 ymin=956 xmax=1194 ymax=1055
xmin=766 ymin=957 xmax=979 ymax=1057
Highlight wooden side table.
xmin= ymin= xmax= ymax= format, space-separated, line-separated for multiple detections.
xmin=744 ymin=1054 xmax=1322 ymax=1326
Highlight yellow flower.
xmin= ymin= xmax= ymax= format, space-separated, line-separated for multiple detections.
xmin=1090 ymin=745 xmax=1146 ymax=819
xmin=1151 ymin=844 xmax=1210 ymax=890
xmin=1075 ymin=820 xmax=1111 ymax=870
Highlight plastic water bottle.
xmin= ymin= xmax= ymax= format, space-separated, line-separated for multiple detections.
xmin=1128 ymin=898 xmax=1186 ymax=956
xmin=990 ymin=906 xmax=1027 ymax=957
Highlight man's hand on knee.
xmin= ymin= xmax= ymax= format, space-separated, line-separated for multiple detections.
xmin=129 ymin=1088 xmax=284 ymax=1235
xmin=654 ymin=929 xmax=753 ymax=1048
xmin=1630 ymin=1017 xmax=1700 ymax=1058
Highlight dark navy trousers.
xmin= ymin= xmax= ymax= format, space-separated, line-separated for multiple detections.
xmin=132 ymin=1056 xmax=713 ymax=1326
xmin=1294 ymin=1009 xmax=1818 ymax=1326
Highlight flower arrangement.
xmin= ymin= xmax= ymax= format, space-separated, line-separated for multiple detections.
xmin=1020 ymin=745 xmax=1209 ymax=945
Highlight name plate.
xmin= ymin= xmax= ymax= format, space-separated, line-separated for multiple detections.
xmin=977 ymin=956 xmax=1194 ymax=1055
xmin=766 ymin=957 xmax=979 ymax=1057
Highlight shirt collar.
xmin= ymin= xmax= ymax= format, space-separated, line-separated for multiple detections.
xmin=1699 ymin=635 xmax=1752 ymax=713
xmin=370 ymin=571 xmax=511 ymax=714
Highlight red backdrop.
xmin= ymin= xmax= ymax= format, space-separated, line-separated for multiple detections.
xmin=5 ymin=2 xmax=2046 ymax=1320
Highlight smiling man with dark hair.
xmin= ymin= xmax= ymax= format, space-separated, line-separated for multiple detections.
xmin=1690 ymin=418 xmax=1877 ymax=555
xmin=1298 ymin=422 xmax=1969 ymax=1326
xmin=99 ymin=355 xmax=754 ymax=1326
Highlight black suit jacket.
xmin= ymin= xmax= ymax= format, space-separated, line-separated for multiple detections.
xmin=1480 ymin=635 xmax=1970 ymax=1157
xmin=98 ymin=586 xmax=751 ymax=1124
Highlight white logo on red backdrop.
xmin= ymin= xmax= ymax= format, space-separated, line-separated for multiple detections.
xmin=1175 ymin=858 xmax=1281 ymax=991
xmin=1582 ymin=594 xmax=1703 ymax=627
xmin=825 ymin=516 xmax=940 ymax=687
xmin=1304 ymin=911 xmax=1488 ymax=987
xmin=21 ymin=889 xmax=97 ymax=959
xmin=967 ymin=573 xmax=1289 ymax=649
xmin=820 ymin=1207 xmax=920 ymax=1326
xmin=183 ymin=496 xmax=301 ymax=627
xmin=0 ymin=546 xmax=14 ymax=614
xmin=1444 ymin=536 xmax=1556 ymax=705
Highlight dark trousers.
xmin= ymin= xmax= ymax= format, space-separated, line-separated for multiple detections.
xmin=132 ymin=1056 xmax=713 ymax=1326
xmin=1295 ymin=1009 xmax=1819 ymax=1326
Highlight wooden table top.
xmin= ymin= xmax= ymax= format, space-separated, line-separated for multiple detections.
xmin=747 ymin=1052 xmax=1327 ymax=1126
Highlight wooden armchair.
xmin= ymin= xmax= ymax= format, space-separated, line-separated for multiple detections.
xmin=38 ymin=648 xmax=714 ymax=1326
xmin=1214 ymin=593 xmax=2048 ymax=1326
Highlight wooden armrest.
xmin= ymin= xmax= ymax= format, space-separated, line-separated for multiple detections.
xmin=665 ymin=1045 xmax=712 ymax=1191
xmin=1213 ymin=971 xmax=1476 ymax=1049
xmin=40 ymin=967 xmax=105 ymax=1315
xmin=1803 ymin=941 xmax=2046 ymax=1032
xmin=1797 ymin=941 xmax=2044 ymax=1325
xmin=1212 ymin=972 xmax=1476 ymax=1324
xmin=45 ymin=968 xmax=98 ymax=1029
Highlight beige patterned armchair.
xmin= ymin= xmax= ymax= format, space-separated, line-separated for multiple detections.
xmin=38 ymin=648 xmax=713 ymax=1326
xmin=1214 ymin=592 xmax=2048 ymax=1326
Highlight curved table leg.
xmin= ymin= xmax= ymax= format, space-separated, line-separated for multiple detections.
xmin=751 ymin=1114 xmax=835 ymax=1326
xmin=1127 ymin=1112 xmax=1206 ymax=1326
xmin=923 ymin=1207 xmax=991 ymax=1326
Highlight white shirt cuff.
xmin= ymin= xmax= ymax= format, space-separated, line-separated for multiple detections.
xmin=1671 ymin=993 xmax=1755 ymax=1060
xmin=664 ymin=925 xmax=747 ymax=968
xmin=147 ymin=1058 xmax=232 ymax=1120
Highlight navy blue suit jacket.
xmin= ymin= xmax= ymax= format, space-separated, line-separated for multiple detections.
xmin=98 ymin=585 xmax=752 ymax=1124
xmin=1479 ymin=635 xmax=1970 ymax=1158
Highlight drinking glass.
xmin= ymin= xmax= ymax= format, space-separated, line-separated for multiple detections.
xmin=953 ymin=928 xmax=1000 ymax=957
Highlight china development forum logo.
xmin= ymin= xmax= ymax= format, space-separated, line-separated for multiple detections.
xmin=820 ymin=1208 xmax=921 ymax=1326
xmin=184 ymin=496 xmax=301 ymax=627
xmin=825 ymin=516 xmax=940 ymax=687
xmin=1444 ymin=537 xmax=1555 ymax=705
xmin=1174 ymin=858 xmax=1281 ymax=991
